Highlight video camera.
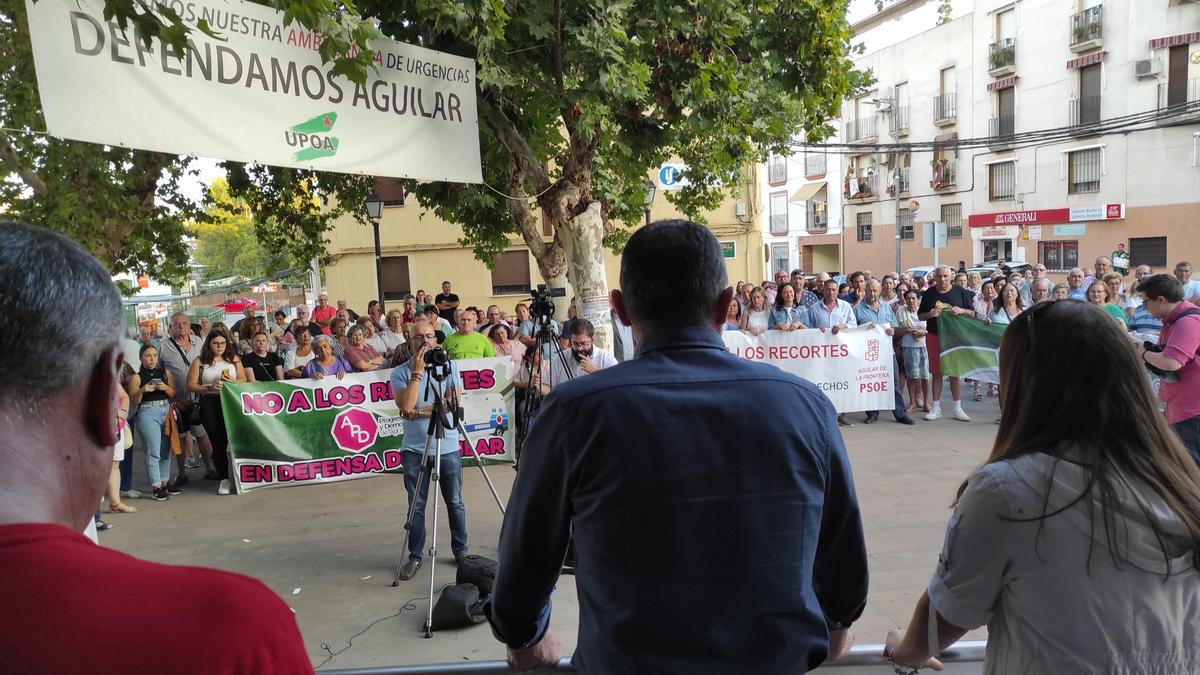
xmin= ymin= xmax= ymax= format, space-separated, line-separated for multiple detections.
xmin=1143 ymin=342 xmax=1181 ymax=383
xmin=424 ymin=346 xmax=450 ymax=368
xmin=529 ymin=283 xmax=566 ymax=320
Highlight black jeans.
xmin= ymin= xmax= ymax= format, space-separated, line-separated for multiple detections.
xmin=199 ymin=394 xmax=230 ymax=479
xmin=1170 ymin=416 xmax=1200 ymax=468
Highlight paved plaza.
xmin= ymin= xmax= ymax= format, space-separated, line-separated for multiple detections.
xmin=103 ymin=396 xmax=997 ymax=670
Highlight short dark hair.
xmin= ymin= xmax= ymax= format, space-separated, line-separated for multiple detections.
xmin=1138 ymin=274 xmax=1184 ymax=303
xmin=0 ymin=222 xmax=122 ymax=413
xmin=790 ymin=269 xmax=804 ymax=277
xmin=274 ymin=310 xmax=286 ymax=319
xmin=367 ymin=300 xmax=379 ymax=310
xmin=571 ymin=319 xmax=595 ymax=338
xmin=619 ymin=219 xmax=727 ymax=327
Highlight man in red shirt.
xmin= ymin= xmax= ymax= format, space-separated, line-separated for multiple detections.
xmin=0 ymin=222 xmax=313 ymax=674
xmin=1132 ymin=274 xmax=1200 ymax=466
xmin=311 ymin=292 xmax=336 ymax=335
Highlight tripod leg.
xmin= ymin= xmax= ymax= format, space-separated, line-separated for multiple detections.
xmin=393 ymin=434 xmax=434 ymax=586
xmin=423 ymin=439 xmax=442 ymax=639
xmin=456 ymin=420 xmax=506 ymax=515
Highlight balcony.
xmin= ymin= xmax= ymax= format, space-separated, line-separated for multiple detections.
xmin=769 ymin=213 xmax=788 ymax=235
xmin=1158 ymin=78 xmax=1200 ymax=111
xmin=933 ymin=93 xmax=956 ymax=127
xmin=843 ymin=173 xmax=877 ymax=200
xmin=805 ymin=153 xmax=827 ymax=177
xmin=1070 ymin=5 xmax=1103 ymax=54
xmin=886 ymin=167 xmax=910 ymax=197
xmin=1068 ymin=95 xmax=1101 ymax=127
xmin=845 ymin=117 xmax=877 ymax=144
xmin=988 ymin=115 xmax=1015 ymax=148
xmin=930 ymin=159 xmax=956 ymax=191
xmin=889 ymin=106 xmax=910 ymax=137
xmin=988 ymin=39 xmax=1016 ymax=78
xmin=807 ymin=205 xmax=828 ymax=231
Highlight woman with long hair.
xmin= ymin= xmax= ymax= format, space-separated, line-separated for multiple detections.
xmin=989 ymin=283 xmax=1025 ymax=326
xmin=1087 ymin=279 xmax=1130 ymax=328
xmin=187 ymin=331 xmax=245 ymax=496
xmin=127 ymin=344 xmax=179 ymax=501
xmin=724 ymin=297 xmax=741 ymax=331
xmin=740 ymin=287 xmax=771 ymax=336
xmin=971 ymin=281 xmax=1000 ymax=401
xmin=894 ymin=289 xmax=930 ymax=412
xmin=769 ymin=282 xmax=806 ymax=331
xmin=884 ymin=300 xmax=1200 ymax=673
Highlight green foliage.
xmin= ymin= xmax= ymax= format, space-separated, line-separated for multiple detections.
xmin=189 ymin=177 xmax=302 ymax=280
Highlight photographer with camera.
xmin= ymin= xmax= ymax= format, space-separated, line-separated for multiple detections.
xmin=1128 ymin=274 xmax=1200 ymax=465
xmin=390 ymin=317 xmax=470 ymax=581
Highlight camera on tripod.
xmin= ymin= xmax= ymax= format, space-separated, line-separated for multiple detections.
xmin=529 ymin=284 xmax=566 ymax=320
xmin=424 ymin=346 xmax=450 ymax=368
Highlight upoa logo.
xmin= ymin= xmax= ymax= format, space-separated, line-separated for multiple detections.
xmin=331 ymin=409 xmax=377 ymax=453
xmin=285 ymin=112 xmax=340 ymax=162
xmin=865 ymin=339 xmax=880 ymax=362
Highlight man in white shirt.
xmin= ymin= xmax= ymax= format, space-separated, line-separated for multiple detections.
xmin=1174 ymin=261 xmax=1200 ymax=305
xmin=548 ymin=319 xmax=617 ymax=389
xmin=807 ymin=279 xmax=858 ymax=428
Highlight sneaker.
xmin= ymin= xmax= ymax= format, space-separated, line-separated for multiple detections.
xmin=120 ymin=489 xmax=142 ymax=499
xmin=165 ymin=483 xmax=183 ymax=496
xmin=217 ymin=479 xmax=231 ymax=495
xmin=952 ymin=409 xmax=971 ymax=422
xmin=184 ymin=457 xmax=201 ymax=469
xmin=398 ymin=558 xmax=422 ymax=581
xmin=150 ymin=488 xmax=170 ymax=502
xmin=171 ymin=474 xmax=189 ymax=488
xmin=925 ymin=408 xmax=943 ymax=421
xmin=837 ymin=414 xmax=853 ymax=427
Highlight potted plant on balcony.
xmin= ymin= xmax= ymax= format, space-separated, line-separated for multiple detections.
xmin=990 ymin=44 xmax=1014 ymax=70
xmin=1073 ymin=23 xmax=1092 ymax=44
xmin=929 ymin=158 xmax=951 ymax=190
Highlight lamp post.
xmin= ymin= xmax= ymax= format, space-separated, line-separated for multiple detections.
xmin=364 ymin=191 xmax=385 ymax=312
xmin=643 ymin=178 xmax=657 ymax=225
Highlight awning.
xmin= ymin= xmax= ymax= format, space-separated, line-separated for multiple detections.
xmin=789 ymin=182 xmax=826 ymax=203
xmin=1067 ymin=51 xmax=1104 ymax=69
xmin=987 ymin=75 xmax=1017 ymax=91
xmin=933 ymin=132 xmax=958 ymax=149
xmin=1149 ymin=31 xmax=1200 ymax=50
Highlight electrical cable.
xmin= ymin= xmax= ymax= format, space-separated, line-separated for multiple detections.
xmin=312 ymin=592 xmax=430 ymax=670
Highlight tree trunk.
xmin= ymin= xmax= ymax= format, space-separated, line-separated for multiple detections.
xmin=559 ymin=200 xmax=613 ymax=350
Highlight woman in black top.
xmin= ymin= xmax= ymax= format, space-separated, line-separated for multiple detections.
xmin=127 ymin=344 xmax=179 ymax=501
xmin=244 ymin=332 xmax=284 ymax=383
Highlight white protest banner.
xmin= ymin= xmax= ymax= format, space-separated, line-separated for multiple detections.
xmin=24 ymin=0 xmax=482 ymax=183
xmin=722 ymin=325 xmax=895 ymax=413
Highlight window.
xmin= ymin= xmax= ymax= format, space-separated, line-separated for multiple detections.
xmin=1166 ymin=44 xmax=1196 ymax=107
xmin=891 ymin=82 xmax=910 ymax=134
xmin=996 ymin=9 xmax=1015 ymax=42
xmin=1039 ymin=241 xmax=1079 ymax=272
xmin=988 ymin=161 xmax=1016 ymax=201
xmin=771 ymin=243 xmax=790 ymax=274
xmin=490 ymin=250 xmax=532 ymax=295
xmin=934 ymin=67 xmax=956 ymax=120
xmin=1068 ymin=147 xmax=1101 ymax=193
xmin=1075 ymin=63 xmax=1101 ymax=125
xmin=856 ymin=212 xmax=873 ymax=242
xmin=1129 ymin=237 xmax=1167 ymax=269
xmin=769 ymin=192 xmax=789 ymax=234
xmin=941 ymin=203 xmax=963 ymax=239
xmin=768 ymin=154 xmax=787 ymax=184
xmin=805 ymin=149 xmax=826 ymax=177
xmin=807 ymin=186 xmax=829 ymax=230
xmin=380 ymin=256 xmax=410 ymax=301
xmin=994 ymin=87 xmax=1015 ymax=137
xmin=375 ymin=177 xmax=406 ymax=206
xmin=898 ymin=208 xmax=914 ymax=240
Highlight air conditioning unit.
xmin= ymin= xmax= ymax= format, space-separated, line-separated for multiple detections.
xmin=1134 ymin=58 xmax=1162 ymax=79
xmin=877 ymin=152 xmax=892 ymax=165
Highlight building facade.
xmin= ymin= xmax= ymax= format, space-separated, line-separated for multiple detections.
xmin=322 ymin=165 xmax=767 ymax=314
xmin=761 ymin=130 xmax=846 ymax=277
xmin=835 ymin=0 xmax=1200 ymax=278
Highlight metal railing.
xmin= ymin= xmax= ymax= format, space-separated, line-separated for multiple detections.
xmin=989 ymin=115 xmax=1015 ymax=139
xmin=769 ymin=213 xmax=789 ymax=235
xmin=989 ymin=162 xmax=1016 ymax=201
xmin=988 ymin=39 xmax=1015 ymax=71
xmin=933 ymin=92 xmax=956 ymax=122
xmin=845 ymin=173 xmax=877 ymax=198
xmin=807 ymin=209 xmax=828 ymax=230
xmin=1158 ymin=78 xmax=1200 ymax=109
xmin=1069 ymin=95 xmax=1102 ymax=126
xmin=845 ymin=117 xmax=877 ymax=142
xmin=768 ymin=156 xmax=788 ymax=183
xmin=806 ymin=152 xmax=827 ymax=176
xmin=325 ymin=641 xmax=990 ymax=674
xmin=1070 ymin=5 xmax=1103 ymax=46
xmin=931 ymin=161 xmax=956 ymax=189
xmin=889 ymin=106 xmax=910 ymax=135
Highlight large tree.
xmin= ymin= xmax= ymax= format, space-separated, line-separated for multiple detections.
xmin=189 ymin=178 xmax=303 ymax=281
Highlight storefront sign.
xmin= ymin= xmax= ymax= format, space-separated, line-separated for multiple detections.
xmin=968 ymin=204 xmax=1124 ymax=228
xmin=979 ymin=226 xmax=1011 ymax=238
xmin=1025 ymin=226 xmax=1042 ymax=240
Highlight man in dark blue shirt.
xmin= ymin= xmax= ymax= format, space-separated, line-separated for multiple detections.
xmin=485 ymin=219 xmax=869 ymax=673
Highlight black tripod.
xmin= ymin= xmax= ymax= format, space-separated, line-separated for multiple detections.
xmin=393 ymin=360 xmax=506 ymax=638
xmin=515 ymin=313 xmax=575 ymax=463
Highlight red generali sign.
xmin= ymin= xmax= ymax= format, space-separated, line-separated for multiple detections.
xmin=968 ymin=204 xmax=1125 ymax=228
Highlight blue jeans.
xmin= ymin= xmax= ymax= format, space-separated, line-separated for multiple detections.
xmin=1171 ymin=416 xmax=1200 ymax=468
xmin=402 ymin=449 xmax=468 ymax=562
xmin=866 ymin=355 xmax=909 ymax=421
xmin=136 ymin=401 xmax=172 ymax=485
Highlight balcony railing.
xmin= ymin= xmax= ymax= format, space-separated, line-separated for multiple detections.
xmin=988 ymin=39 xmax=1016 ymax=73
xmin=887 ymin=167 xmax=910 ymax=196
xmin=845 ymin=117 xmax=877 ymax=142
xmin=1070 ymin=5 xmax=1103 ymax=48
xmin=889 ymin=106 xmax=910 ymax=135
xmin=843 ymin=173 xmax=877 ymax=199
xmin=769 ymin=213 xmax=788 ymax=235
xmin=768 ymin=158 xmax=787 ymax=184
xmin=807 ymin=205 xmax=828 ymax=230
xmin=805 ymin=153 xmax=826 ymax=176
xmin=930 ymin=160 xmax=956 ymax=190
xmin=989 ymin=115 xmax=1015 ymax=139
xmin=933 ymin=93 xmax=956 ymax=124
xmin=1159 ymin=78 xmax=1200 ymax=110
xmin=1069 ymin=95 xmax=1102 ymax=126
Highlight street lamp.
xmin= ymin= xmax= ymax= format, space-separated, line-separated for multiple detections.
xmin=642 ymin=178 xmax=657 ymax=225
xmin=364 ymin=190 xmax=385 ymax=312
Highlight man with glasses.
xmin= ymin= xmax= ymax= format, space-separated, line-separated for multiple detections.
xmin=809 ymin=279 xmax=858 ymax=428
xmin=1020 ymin=264 xmax=1049 ymax=304
xmin=312 ymin=293 xmax=336 ymax=335
xmin=159 ymin=312 xmax=215 ymax=481
xmin=548 ymin=319 xmax=616 ymax=388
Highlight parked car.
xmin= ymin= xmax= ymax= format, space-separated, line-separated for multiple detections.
xmin=905 ymin=265 xmax=938 ymax=280
xmin=968 ymin=262 xmax=1032 ymax=278
xmin=216 ymin=297 xmax=259 ymax=313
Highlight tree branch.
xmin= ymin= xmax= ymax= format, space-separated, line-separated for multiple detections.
xmin=0 ymin=130 xmax=47 ymax=195
xmin=552 ymin=0 xmax=565 ymax=100
xmin=478 ymin=96 xmax=554 ymax=194
xmin=505 ymin=165 xmax=547 ymax=261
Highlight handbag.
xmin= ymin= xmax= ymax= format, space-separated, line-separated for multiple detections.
xmin=455 ymin=554 xmax=498 ymax=596
xmin=429 ymin=583 xmax=487 ymax=631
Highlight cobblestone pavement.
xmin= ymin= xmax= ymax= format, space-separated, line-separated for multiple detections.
xmin=103 ymin=395 xmax=999 ymax=669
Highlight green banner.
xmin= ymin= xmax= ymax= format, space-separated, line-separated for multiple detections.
xmin=938 ymin=312 xmax=1006 ymax=384
xmin=219 ymin=358 xmax=515 ymax=493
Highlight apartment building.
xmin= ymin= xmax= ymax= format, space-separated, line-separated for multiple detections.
xmin=835 ymin=0 xmax=1200 ymax=278
xmin=321 ymin=164 xmax=766 ymax=313
xmin=761 ymin=131 xmax=846 ymax=277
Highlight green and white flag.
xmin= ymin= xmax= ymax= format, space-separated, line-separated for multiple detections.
xmin=938 ymin=312 xmax=1006 ymax=385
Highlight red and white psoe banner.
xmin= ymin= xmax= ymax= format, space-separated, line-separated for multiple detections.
xmin=722 ymin=325 xmax=894 ymax=413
